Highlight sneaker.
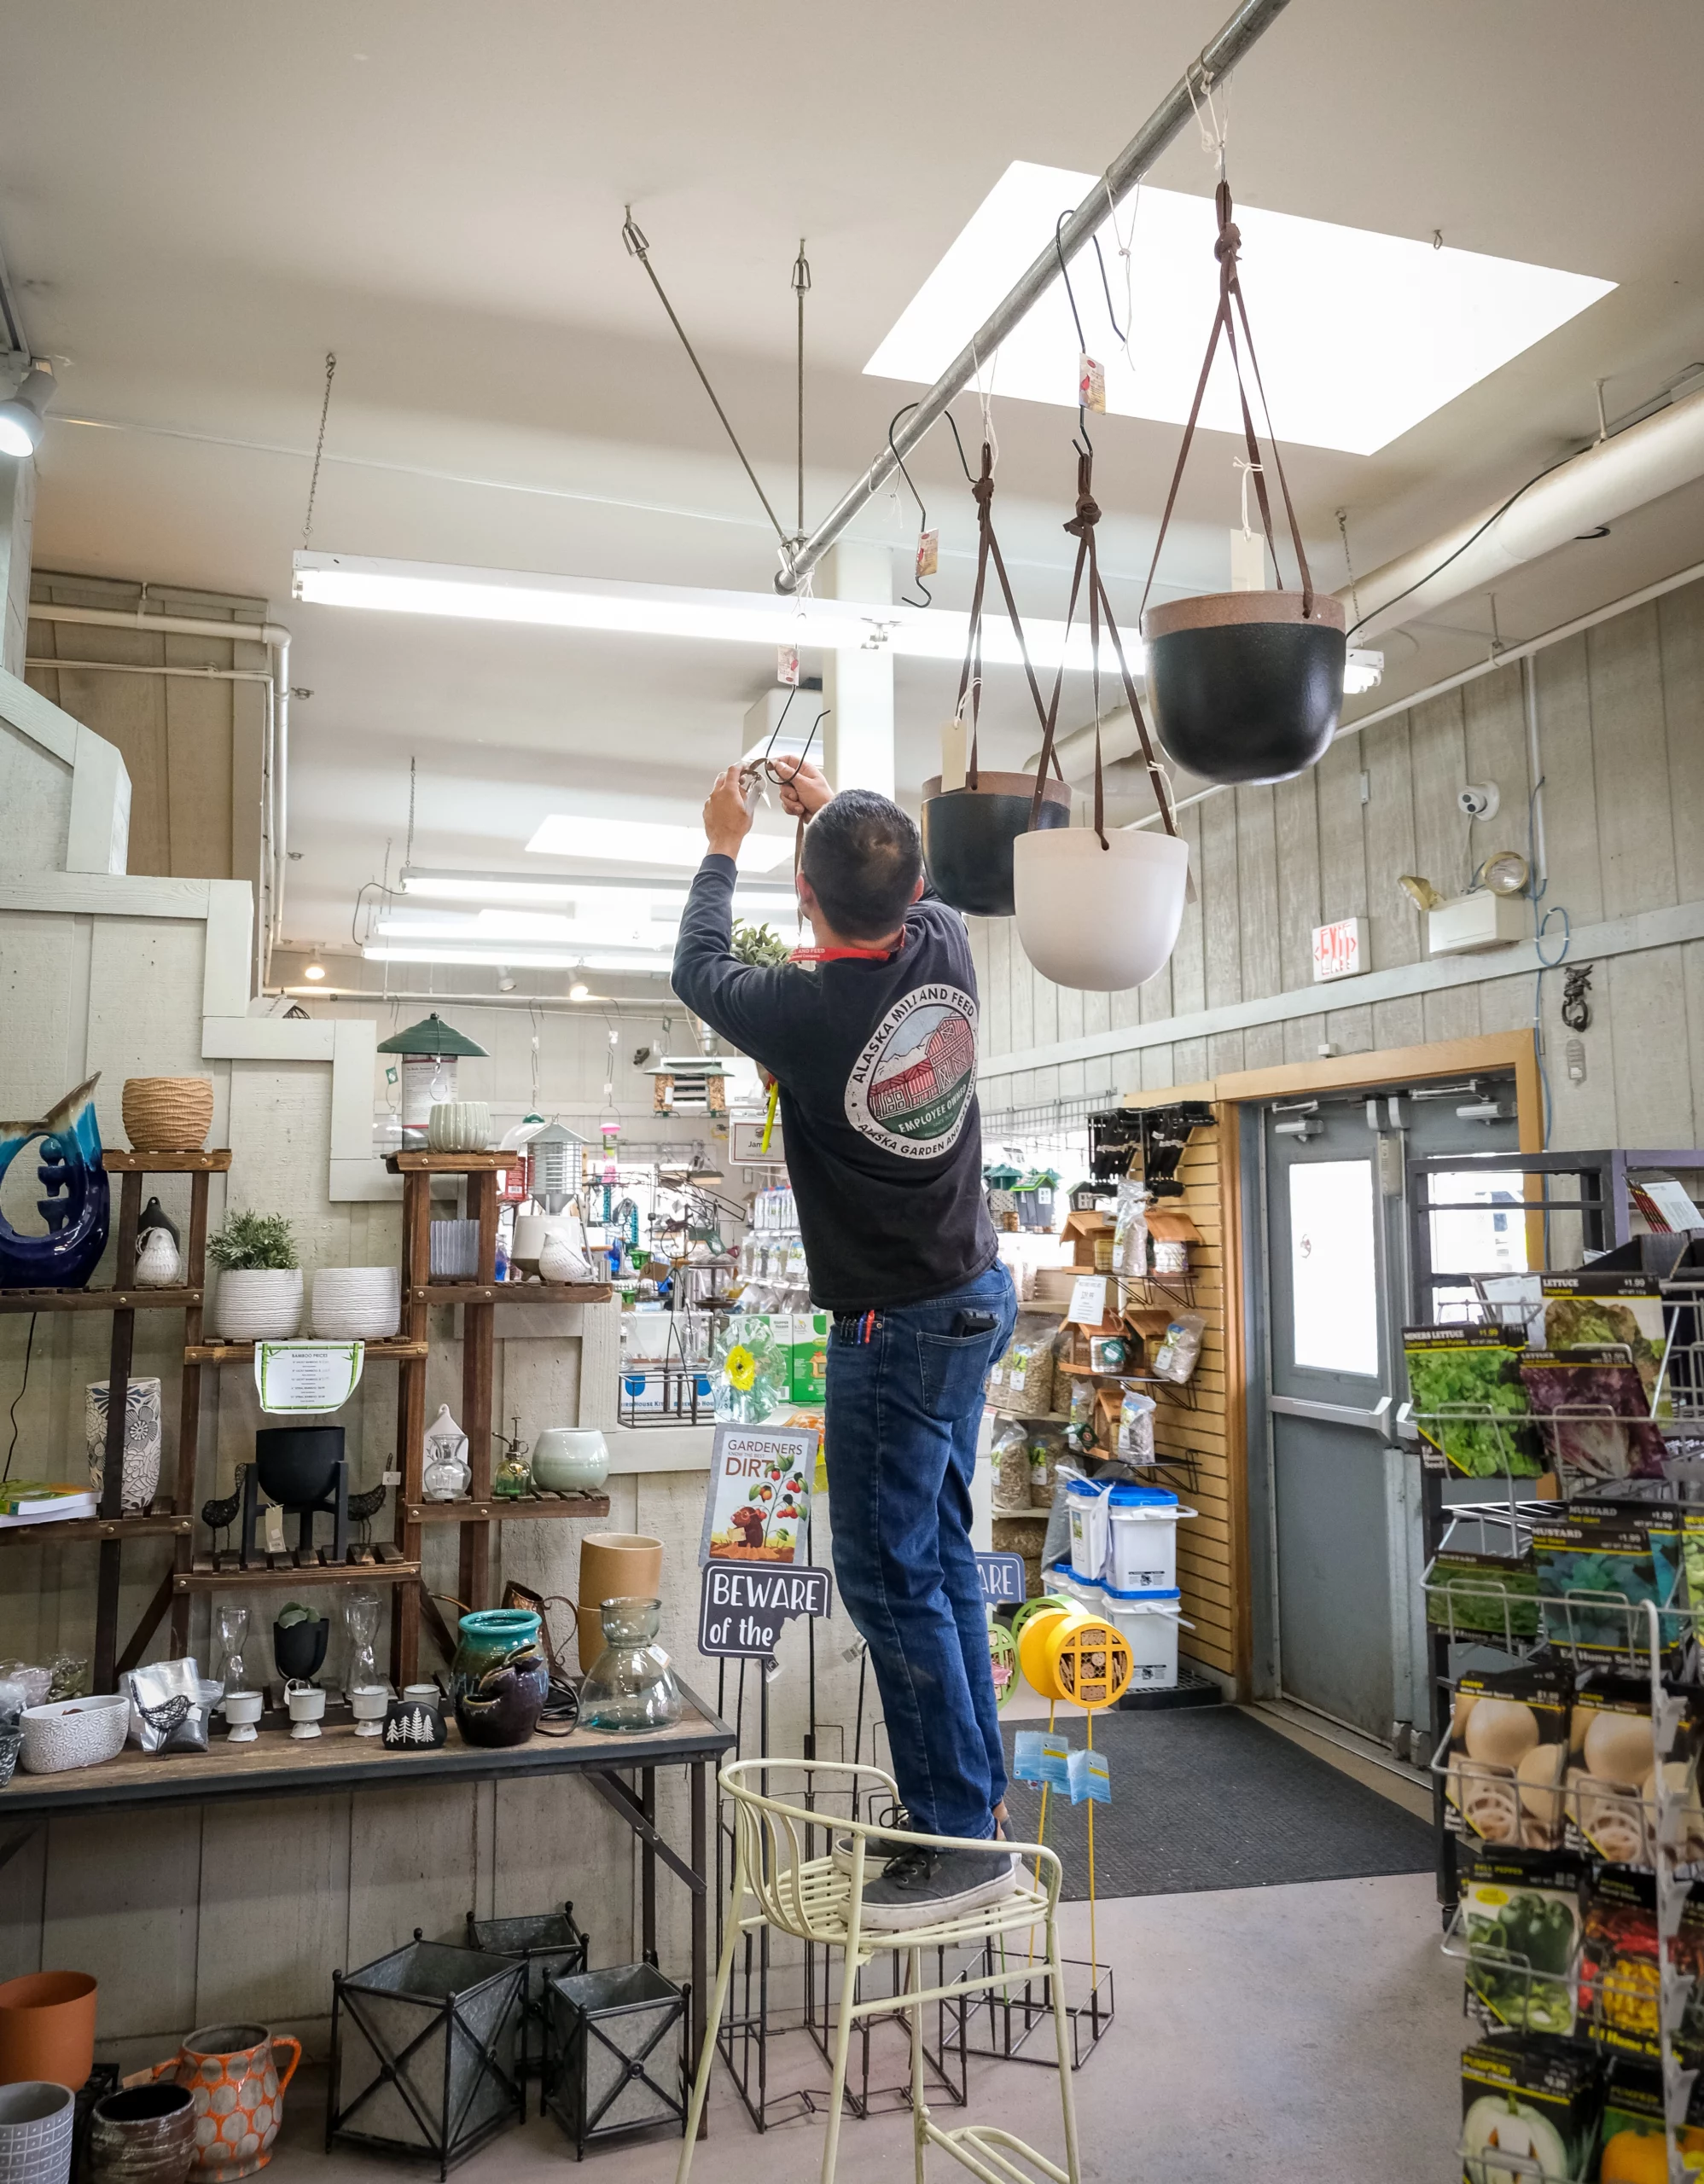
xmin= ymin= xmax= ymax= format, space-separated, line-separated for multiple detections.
xmin=858 ymin=1842 xmax=1020 ymax=1933
xmin=832 ymin=1804 xmax=911 ymax=1875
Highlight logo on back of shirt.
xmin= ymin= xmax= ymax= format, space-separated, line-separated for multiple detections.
xmin=845 ymin=984 xmax=978 ymax=1159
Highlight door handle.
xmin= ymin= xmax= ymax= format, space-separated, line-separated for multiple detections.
xmin=1268 ymin=1393 xmax=1395 ymax=1439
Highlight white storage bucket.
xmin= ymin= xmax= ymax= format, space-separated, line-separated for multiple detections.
xmin=1102 ymin=1588 xmax=1187 ymax=1688
xmin=1012 ymin=824 xmax=1190 ymax=992
xmin=1064 ymin=1478 xmax=1114 ymax=1583
xmin=1107 ymin=1486 xmax=1192 ymax=1594
xmin=1051 ymin=1565 xmax=1105 ymax=1613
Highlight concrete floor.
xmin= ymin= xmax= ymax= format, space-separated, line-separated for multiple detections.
xmin=282 ymin=1871 xmax=1461 ymax=2184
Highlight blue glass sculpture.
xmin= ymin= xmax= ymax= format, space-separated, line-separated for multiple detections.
xmin=0 ymin=1074 xmax=110 ymax=1289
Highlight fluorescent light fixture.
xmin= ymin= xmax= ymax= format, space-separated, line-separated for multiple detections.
xmin=363 ymin=944 xmax=677 ymax=973
xmin=1343 ymin=648 xmax=1385 ymax=695
xmin=526 ymin=814 xmax=794 ymax=870
xmin=397 ymin=864 xmax=797 ymax=906
xmin=569 ymin=983 xmax=590 ymax=1001
xmin=294 ymin=552 xmax=1119 ymax=674
xmin=867 ymin=163 xmax=1614 ymax=456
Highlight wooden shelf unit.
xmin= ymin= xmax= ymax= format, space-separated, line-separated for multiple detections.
xmin=405 ymin=1490 xmax=611 ymax=1525
xmin=174 ymin=1548 xmax=419 ymax=1594
xmin=0 ymin=1147 xmax=230 ymax=1690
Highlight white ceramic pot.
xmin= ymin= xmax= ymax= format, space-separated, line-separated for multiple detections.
xmin=1012 ymin=825 xmax=1191 ymax=991
xmin=84 ymin=1377 xmax=162 ymax=1514
xmin=531 ymin=1427 xmax=609 ymax=1494
xmin=222 ymin=1690 xmax=264 ymax=1743
xmin=311 ymin=1265 xmax=402 ymax=1340
xmin=350 ymin=1685 xmax=391 ymax=1738
xmin=19 ymin=1693 xmax=129 ymax=1774
xmin=286 ymin=1681 xmax=326 ymax=1740
xmin=511 ymin=1213 xmax=579 ymax=1275
xmin=214 ymin=1268 xmax=303 ymax=1342
xmin=427 ymin=1100 xmax=491 ymax=1151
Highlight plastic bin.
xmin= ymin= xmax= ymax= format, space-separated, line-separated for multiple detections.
xmin=1064 ymin=1478 xmax=1114 ymax=1583
xmin=1102 ymin=1586 xmax=1188 ymax=1688
xmin=1107 ymin=1486 xmax=1194 ymax=1594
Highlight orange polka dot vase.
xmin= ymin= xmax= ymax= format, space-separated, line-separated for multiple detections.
xmin=139 ymin=2023 xmax=301 ymax=2181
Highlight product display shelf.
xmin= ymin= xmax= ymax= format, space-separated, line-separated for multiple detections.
xmin=412 ymin=1281 xmax=613 ymax=1306
xmin=1055 ymin=1359 xmax=1200 ymax=1411
xmin=405 ymin=1490 xmax=610 ymax=1524
xmin=176 ymin=1546 xmax=421 ymax=1594
xmin=1113 ymin=1269 xmax=1199 ymax=1313
xmin=0 ymin=1146 xmax=230 ymax=1691
xmin=185 ymin=1336 xmax=431 ymax=1362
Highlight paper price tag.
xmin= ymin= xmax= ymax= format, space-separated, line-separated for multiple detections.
xmin=255 ymin=1340 xmax=364 ymax=1414
xmin=1068 ymin=1747 xmax=1111 ymax=1805
xmin=777 ymin=642 xmax=800 ymax=687
xmin=1079 ymin=355 xmax=1105 ymax=413
xmin=939 ymin=713 xmax=967 ymax=793
xmin=916 ymin=529 xmax=939 ymax=579
xmin=1067 ymin=1274 xmax=1109 ymax=1327
xmin=262 ymin=1503 xmax=286 ymax=1555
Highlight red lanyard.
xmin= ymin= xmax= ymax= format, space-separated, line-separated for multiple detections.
xmin=789 ymin=941 xmax=903 ymax=964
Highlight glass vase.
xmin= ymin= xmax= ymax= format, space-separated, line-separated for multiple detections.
xmin=577 ymin=1598 xmax=683 ymax=1734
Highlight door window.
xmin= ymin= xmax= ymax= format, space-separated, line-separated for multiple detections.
xmin=1426 ymin=1170 xmax=1530 ymax=1279
xmin=1288 ymin=1159 xmax=1379 ymax=1376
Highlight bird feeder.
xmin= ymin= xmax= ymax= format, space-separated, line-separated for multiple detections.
xmin=524 ymin=1122 xmax=583 ymax=1214
xmin=377 ymin=1014 xmax=490 ymax=1147
xmin=644 ymin=1057 xmax=730 ymax=1116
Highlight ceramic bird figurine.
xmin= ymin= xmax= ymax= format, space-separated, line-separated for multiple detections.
xmin=538 ymin=1231 xmax=590 ymax=1284
xmin=137 ymin=1195 xmax=181 ymax=1248
xmin=135 ymin=1227 xmax=181 ymax=1288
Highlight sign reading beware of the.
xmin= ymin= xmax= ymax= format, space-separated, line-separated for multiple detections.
xmin=698 ymin=1563 xmax=832 ymax=1658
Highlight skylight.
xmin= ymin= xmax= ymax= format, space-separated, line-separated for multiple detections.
xmin=866 ymin=162 xmax=1614 ymax=456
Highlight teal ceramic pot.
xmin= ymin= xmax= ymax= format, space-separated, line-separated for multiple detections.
xmin=450 ymin=1609 xmax=542 ymax=1700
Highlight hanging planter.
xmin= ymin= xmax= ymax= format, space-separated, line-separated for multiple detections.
xmin=920 ymin=444 xmax=1070 ymax=917
xmin=1012 ymin=450 xmax=1190 ymax=993
xmin=1139 ymin=182 xmax=1346 ymax=785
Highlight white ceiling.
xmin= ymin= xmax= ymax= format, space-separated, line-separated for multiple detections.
xmin=7 ymin=0 xmax=1704 ymax=969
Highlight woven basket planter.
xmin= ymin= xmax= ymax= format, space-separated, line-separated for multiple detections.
xmin=121 ymin=1077 xmax=213 ymax=1153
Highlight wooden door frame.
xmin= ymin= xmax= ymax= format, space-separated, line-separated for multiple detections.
xmin=1120 ymin=1031 xmax=1538 ymax=1699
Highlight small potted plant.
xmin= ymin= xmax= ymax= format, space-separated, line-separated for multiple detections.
xmin=208 ymin=1210 xmax=303 ymax=1341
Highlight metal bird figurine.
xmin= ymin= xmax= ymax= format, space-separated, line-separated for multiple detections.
xmin=201 ymin=1464 xmax=248 ymax=1546
xmin=347 ymin=1481 xmax=387 ymax=1541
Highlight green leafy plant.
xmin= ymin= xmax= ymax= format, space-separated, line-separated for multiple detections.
xmin=730 ymin=920 xmax=792 ymax=967
xmin=207 ymin=1209 xmax=300 ymax=1272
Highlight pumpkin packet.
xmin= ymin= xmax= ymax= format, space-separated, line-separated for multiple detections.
xmin=1596 ymin=2063 xmax=1704 ymax=2183
xmin=1445 ymin=1662 xmax=1572 ymax=1850
xmin=1458 ymin=1846 xmax=1584 ymax=2039
xmin=1460 ymin=2032 xmax=1601 ymax=2184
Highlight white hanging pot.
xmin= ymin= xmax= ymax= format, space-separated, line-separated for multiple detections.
xmin=1012 ymin=825 xmax=1189 ymax=991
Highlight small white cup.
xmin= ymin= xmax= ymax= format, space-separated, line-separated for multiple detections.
xmin=402 ymin=1682 xmax=439 ymax=1706
xmin=350 ymin=1684 xmax=391 ymax=1738
xmin=223 ymin=1689 xmax=264 ymax=1743
xmin=286 ymin=1679 xmax=327 ymax=1740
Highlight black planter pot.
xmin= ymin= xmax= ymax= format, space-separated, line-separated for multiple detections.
xmin=254 ymin=1425 xmax=345 ymax=1508
xmin=1142 ymin=591 xmax=1346 ymax=787
xmin=273 ymin=1614 xmax=329 ymax=1682
xmin=921 ymin=772 xmax=1071 ymax=918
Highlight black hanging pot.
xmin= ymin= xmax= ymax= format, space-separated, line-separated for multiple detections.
xmin=1142 ymin=590 xmax=1346 ymax=786
xmin=922 ymin=772 xmax=1071 ymax=918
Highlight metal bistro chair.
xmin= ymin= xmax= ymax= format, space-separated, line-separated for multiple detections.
xmin=677 ymin=1759 xmax=1080 ymax=2184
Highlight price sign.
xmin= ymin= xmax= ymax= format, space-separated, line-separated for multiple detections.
xmin=1067 ymin=1274 xmax=1109 ymax=1327
xmin=975 ymin=1553 xmax=1026 ymax=1606
xmin=698 ymin=1564 xmax=832 ymax=1658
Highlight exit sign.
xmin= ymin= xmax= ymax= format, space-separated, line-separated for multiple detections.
xmin=1312 ymin=917 xmax=1367 ymax=982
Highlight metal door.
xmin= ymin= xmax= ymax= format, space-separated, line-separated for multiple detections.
xmin=1260 ymin=1077 xmax=1519 ymax=1745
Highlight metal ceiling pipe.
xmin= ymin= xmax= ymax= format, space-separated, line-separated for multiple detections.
xmin=773 ymin=0 xmax=1294 ymax=594
xmin=1342 ymin=386 xmax=1704 ymax=638
xmin=28 ymin=601 xmax=292 ymax=963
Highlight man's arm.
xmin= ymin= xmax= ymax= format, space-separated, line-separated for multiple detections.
xmin=670 ymin=766 xmax=802 ymax=1068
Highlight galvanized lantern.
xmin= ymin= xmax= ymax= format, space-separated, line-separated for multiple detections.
xmin=524 ymin=1122 xmax=582 ymax=1213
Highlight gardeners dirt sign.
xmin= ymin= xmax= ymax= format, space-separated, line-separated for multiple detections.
xmin=698 ymin=1423 xmax=818 ymax=1566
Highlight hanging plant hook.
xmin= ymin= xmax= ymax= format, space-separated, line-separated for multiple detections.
xmin=887 ymin=403 xmax=933 ymax=607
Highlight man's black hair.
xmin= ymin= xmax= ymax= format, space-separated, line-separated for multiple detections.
xmin=800 ymin=790 xmax=922 ymax=941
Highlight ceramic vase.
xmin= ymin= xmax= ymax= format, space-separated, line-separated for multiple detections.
xmin=1143 ymin=589 xmax=1347 ymax=786
xmin=0 ymin=1076 xmax=109 ymax=1291
xmin=285 ymin=1682 xmax=325 ymax=1740
xmin=1011 ymin=824 xmax=1191 ymax=991
xmin=86 ymin=2082 xmax=197 ymax=2184
xmin=920 ymin=770 xmax=1071 ymax=918
xmin=85 ymin=1378 xmax=163 ymax=1513
xmin=530 ymin=1428 xmax=608 ymax=1494
xmin=309 ymin=1266 xmax=400 ymax=1340
xmin=213 ymin=1270 xmax=302 ymax=1343
xmin=222 ymin=1692 xmax=262 ymax=1744
xmin=140 ymin=2025 xmax=300 ymax=2183
xmin=120 ymin=1077 xmax=213 ymax=1154
xmin=134 ymin=1229 xmax=181 ymax=1289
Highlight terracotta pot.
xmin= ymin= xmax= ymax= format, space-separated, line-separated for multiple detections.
xmin=140 ymin=2025 xmax=300 ymax=2183
xmin=576 ymin=1534 xmax=662 ymax=1671
xmin=1142 ymin=590 xmax=1347 ymax=786
xmin=920 ymin=771 xmax=1071 ymax=918
xmin=121 ymin=1078 xmax=213 ymax=1154
xmin=0 ymin=1971 xmax=98 ymax=2090
xmin=86 ymin=2084 xmax=196 ymax=2184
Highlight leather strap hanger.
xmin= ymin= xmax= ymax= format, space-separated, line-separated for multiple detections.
xmin=953 ymin=443 xmax=1054 ymax=791
xmin=1141 ymin=179 xmax=1317 ymax=622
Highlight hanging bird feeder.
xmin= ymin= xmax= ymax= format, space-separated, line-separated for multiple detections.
xmin=1139 ymin=182 xmax=1346 ymax=785
xmin=376 ymin=1014 xmax=490 ymax=1146
xmin=920 ymin=442 xmax=1069 ymax=917
xmin=524 ymin=1121 xmax=584 ymax=1214
xmin=1012 ymin=450 xmax=1190 ymax=992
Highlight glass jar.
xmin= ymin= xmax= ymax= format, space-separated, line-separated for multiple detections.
xmin=342 ymin=1590 xmax=381 ymax=1692
xmin=578 ymin=1597 xmax=683 ymax=1734
xmin=216 ymin=1603 xmax=251 ymax=1694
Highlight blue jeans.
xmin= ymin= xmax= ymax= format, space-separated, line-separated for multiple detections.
xmin=823 ymin=1260 xmax=1018 ymax=1841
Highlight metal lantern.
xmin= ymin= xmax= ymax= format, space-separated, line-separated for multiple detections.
xmin=524 ymin=1122 xmax=582 ymax=1214
xmin=328 ymin=1931 xmax=524 ymax=2177
xmin=376 ymin=1015 xmax=490 ymax=1147
xmin=464 ymin=1905 xmax=589 ymax=2115
xmin=543 ymin=1960 xmax=686 ymax=2158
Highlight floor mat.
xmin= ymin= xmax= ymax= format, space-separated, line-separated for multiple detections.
xmin=1000 ymin=1707 xmax=1435 ymax=1899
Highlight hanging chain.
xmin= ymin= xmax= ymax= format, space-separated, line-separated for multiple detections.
xmin=793 ymin=240 xmax=811 ymax=538
xmin=1336 ymin=508 xmax=1361 ymax=628
xmin=301 ymin=351 xmax=337 ymax=548
xmin=405 ymin=755 xmax=416 ymax=868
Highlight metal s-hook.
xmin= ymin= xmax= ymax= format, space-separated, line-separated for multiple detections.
xmin=887 ymin=403 xmax=934 ymax=607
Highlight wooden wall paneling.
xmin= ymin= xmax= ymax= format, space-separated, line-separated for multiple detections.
xmin=984 ymin=918 xmax=1012 ymax=1060
xmin=195 ymin=1793 xmax=351 ymax=2024
xmin=0 ymin=1826 xmax=46 ymax=1982
xmin=1055 ymin=977 xmax=1084 ymax=1056
xmin=1207 ymin=1031 xmax=1246 ymax=1077
xmin=1170 ymin=1037 xmax=1208 ymax=1086
xmin=1323 ymin=1001 xmax=1374 ymax=1056
xmin=1422 ymin=983 xmax=1485 ymax=1045
xmin=1372 ymin=995 xmax=1427 ymax=1050
xmin=1360 ymin=715 xmax=1420 ymax=972
xmin=1315 ymin=735 xmax=1370 ymax=928
xmin=1532 ymin=633 xmax=1603 ymax=923
xmin=1031 ymin=967 xmax=1059 ymax=1057
xmin=1009 ymin=923 xmax=1034 ymax=1058
xmin=1272 ymin=771 xmax=1322 ymax=993
xmin=1589 ymin=603 xmax=1677 ymax=916
xmin=1235 ymin=785 xmax=1280 ymax=1002
xmin=41 ymin=1809 xmax=202 ymax=2040
xmin=1608 ymin=948 xmax=1692 ymax=1148
xmin=1462 ymin=665 xmax=1532 ymax=869
xmin=1139 ymin=1043 xmax=1177 ymax=1091
xmin=1081 ymin=986 xmax=1110 ymax=1046
xmin=1282 ymin=1012 xmax=1329 ymax=1065
xmin=491 ymin=1775 xmax=637 ymax=1965
xmin=1242 ymin=1020 xmax=1285 ymax=1072
xmin=1168 ymin=805 xmax=1207 ymax=1017
xmin=1661 ymin=581 xmax=1704 ymax=904
xmin=1201 ymin=787 xmax=1242 ymax=1011
xmin=162 ymin=636 xmax=236 ymax=880
xmin=1684 ymin=942 xmax=1704 ymax=1150
xmin=346 ymin=1782 xmax=489 ymax=1966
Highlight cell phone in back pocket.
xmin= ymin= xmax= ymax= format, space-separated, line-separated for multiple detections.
xmin=951 ymin=1310 xmax=999 ymax=1338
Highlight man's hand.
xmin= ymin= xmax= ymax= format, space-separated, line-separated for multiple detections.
xmin=773 ymin=755 xmax=833 ymax=820
xmin=703 ymin=765 xmax=756 ymax=860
